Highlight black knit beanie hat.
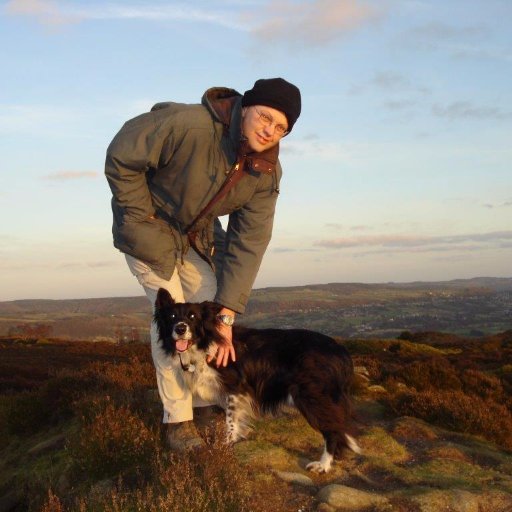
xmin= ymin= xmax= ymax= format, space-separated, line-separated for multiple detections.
xmin=242 ymin=78 xmax=301 ymax=133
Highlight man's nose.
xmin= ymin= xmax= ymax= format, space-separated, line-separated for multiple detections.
xmin=262 ymin=123 xmax=276 ymax=137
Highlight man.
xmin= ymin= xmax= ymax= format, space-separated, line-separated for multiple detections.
xmin=105 ymin=78 xmax=301 ymax=450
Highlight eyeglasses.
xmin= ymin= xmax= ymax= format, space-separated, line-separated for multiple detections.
xmin=254 ymin=108 xmax=288 ymax=136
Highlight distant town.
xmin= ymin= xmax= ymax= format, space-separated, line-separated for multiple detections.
xmin=243 ymin=289 xmax=511 ymax=338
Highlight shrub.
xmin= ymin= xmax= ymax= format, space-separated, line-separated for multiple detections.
xmin=53 ymin=444 xmax=257 ymax=512
xmin=460 ymin=369 xmax=504 ymax=402
xmin=0 ymin=390 xmax=54 ymax=436
xmin=40 ymin=490 xmax=65 ymax=512
xmin=85 ymin=356 xmax=155 ymax=391
xmin=100 ymin=446 xmax=254 ymax=512
xmin=343 ymin=338 xmax=390 ymax=355
xmin=388 ymin=357 xmax=461 ymax=392
xmin=68 ymin=397 xmax=158 ymax=479
xmin=386 ymin=389 xmax=512 ymax=450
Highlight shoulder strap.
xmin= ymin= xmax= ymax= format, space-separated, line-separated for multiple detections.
xmin=186 ymin=156 xmax=246 ymax=235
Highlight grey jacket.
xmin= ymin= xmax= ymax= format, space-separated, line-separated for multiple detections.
xmin=105 ymin=87 xmax=282 ymax=313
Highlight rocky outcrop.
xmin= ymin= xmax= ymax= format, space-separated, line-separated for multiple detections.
xmin=317 ymin=484 xmax=389 ymax=510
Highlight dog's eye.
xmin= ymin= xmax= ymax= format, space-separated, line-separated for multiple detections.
xmin=188 ymin=312 xmax=195 ymax=319
xmin=169 ymin=313 xmax=176 ymax=319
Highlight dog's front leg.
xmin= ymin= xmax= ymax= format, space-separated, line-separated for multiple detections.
xmin=225 ymin=394 xmax=242 ymax=443
xmin=225 ymin=393 xmax=253 ymax=444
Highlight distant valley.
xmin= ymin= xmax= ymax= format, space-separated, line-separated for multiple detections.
xmin=1 ymin=277 xmax=510 ymax=342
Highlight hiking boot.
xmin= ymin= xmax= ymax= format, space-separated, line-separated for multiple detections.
xmin=166 ymin=421 xmax=204 ymax=452
xmin=193 ymin=405 xmax=225 ymax=441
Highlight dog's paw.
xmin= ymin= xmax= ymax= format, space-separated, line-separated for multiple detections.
xmin=306 ymin=460 xmax=331 ymax=474
xmin=225 ymin=431 xmax=242 ymax=445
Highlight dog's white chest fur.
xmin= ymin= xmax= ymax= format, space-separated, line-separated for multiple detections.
xmin=175 ymin=345 xmax=224 ymax=405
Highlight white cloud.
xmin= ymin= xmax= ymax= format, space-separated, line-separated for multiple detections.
xmin=432 ymin=101 xmax=512 ymax=121
xmin=403 ymin=20 xmax=512 ymax=62
xmin=4 ymin=0 xmax=80 ymax=25
xmin=5 ymin=0 xmax=383 ymax=46
xmin=4 ymin=0 xmax=247 ymax=29
xmin=315 ymin=230 xmax=512 ymax=250
xmin=247 ymin=0 xmax=383 ymax=45
xmin=411 ymin=21 xmax=489 ymax=42
xmin=348 ymin=70 xmax=431 ymax=101
xmin=41 ymin=171 xmax=99 ymax=181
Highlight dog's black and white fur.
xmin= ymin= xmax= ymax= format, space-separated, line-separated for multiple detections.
xmin=154 ymin=288 xmax=361 ymax=473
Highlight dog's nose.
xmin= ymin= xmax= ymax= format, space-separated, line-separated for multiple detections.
xmin=174 ymin=323 xmax=187 ymax=336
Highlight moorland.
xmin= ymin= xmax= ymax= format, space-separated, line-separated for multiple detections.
xmin=1 ymin=328 xmax=512 ymax=511
xmin=2 ymin=276 xmax=512 ymax=511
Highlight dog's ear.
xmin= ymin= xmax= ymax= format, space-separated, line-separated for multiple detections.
xmin=155 ymin=288 xmax=175 ymax=309
xmin=200 ymin=301 xmax=222 ymax=320
xmin=200 ymin=301 xmax=224 ymax=343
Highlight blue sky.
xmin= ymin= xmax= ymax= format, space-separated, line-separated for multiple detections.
xmin=1 ymin=0 xmax=511 ymax=300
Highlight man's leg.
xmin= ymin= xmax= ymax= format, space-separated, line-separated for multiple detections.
xmin=179 ymin=248 xmax=217 ymax=303
xmin=178 ymin=250 xmax=226 ymax=438
xmin=179 ymin=249 xmax=218 ymax=412
xmin=125 ymin=254 xmax=204 ymax=451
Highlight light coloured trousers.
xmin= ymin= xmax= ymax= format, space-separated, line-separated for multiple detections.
xmin=126 ymin=251 xmax=217 ymax=423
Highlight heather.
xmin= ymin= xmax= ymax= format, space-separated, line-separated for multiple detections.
xmin=2 ymin=329 xmax=512 ymax=511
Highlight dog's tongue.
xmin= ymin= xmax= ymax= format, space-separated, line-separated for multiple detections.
xmin=176 ymin=339 xmax=189 ymax=353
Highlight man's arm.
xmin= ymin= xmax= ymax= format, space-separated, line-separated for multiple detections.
xmin=214 ymin=180 xmax=280 ymax=314
xmin=105 ymin=112 xmax=172 ymax=222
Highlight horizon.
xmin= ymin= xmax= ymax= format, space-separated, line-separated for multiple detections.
xmin=2 ymin=274 xmax=510 ymax=303
xmin=1 ymin=0 xmax=511 ymax=301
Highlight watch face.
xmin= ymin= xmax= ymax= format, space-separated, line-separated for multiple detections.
xmin=218 ymin=314 xmax=234 ymax=326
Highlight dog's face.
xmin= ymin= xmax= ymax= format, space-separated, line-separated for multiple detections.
xmin=154 ymin=288 xmax=225 ymax=358
xmin=154 ymin=289 xmax=208 ymax=356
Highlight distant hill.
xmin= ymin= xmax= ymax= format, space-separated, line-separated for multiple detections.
xmin=1 ymin=277 xmax=511 ymax=340
xmin=0 ymin=296 xmax=149 ymax=316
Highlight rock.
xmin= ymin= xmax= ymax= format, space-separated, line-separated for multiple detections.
xmin=354 ymin=367 xmax=370 ymax=383
xmin=317 ymin=503 xmax=337 ymax=512
xmin=367 ymin=385 xmax=387 ymax=394
xmin=275 ymin=470 xmax=315 ymax=487
xmin=354 ymin=366 xmax=369 ymax=378
xmin=27 ymin=434 xmax=66 ymax=456
xmin=317 ymin=484 xmax=388 ymax=510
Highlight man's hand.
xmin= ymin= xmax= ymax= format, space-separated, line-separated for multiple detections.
xmin=207 ymin=307 xmax=236 ymax=367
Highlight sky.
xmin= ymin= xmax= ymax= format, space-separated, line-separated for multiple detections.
xmin=0 ymin=0 xmax=511 ymax=301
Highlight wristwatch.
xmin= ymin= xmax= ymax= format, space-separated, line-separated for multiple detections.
xmin=217 ymin=314 xmax=235 ymax=326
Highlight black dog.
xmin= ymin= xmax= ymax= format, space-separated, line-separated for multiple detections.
xmin=154 ymin=287 xmax=360 ymax=473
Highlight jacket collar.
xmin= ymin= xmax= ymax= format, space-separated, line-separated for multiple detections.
xmin=202 ymin=87 xmax=279 ymax=175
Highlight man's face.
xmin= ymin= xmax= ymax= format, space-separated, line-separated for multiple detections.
xmin=241 ymin=105 xmax=289 ymax=153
